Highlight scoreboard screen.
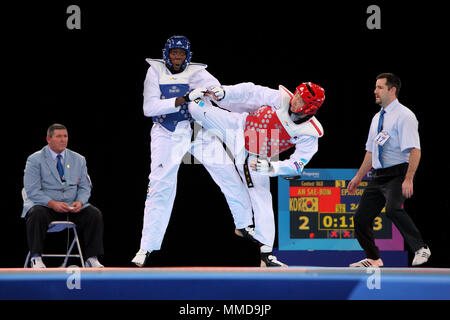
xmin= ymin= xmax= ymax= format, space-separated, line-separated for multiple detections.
xmin=278 ymin=169 xmax=404 ymax=251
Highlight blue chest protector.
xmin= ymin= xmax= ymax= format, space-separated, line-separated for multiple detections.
xmin=147 ymin=59 xmax=208 ymax=132
xmin=153 ymin=83 xmax=192 ymax=132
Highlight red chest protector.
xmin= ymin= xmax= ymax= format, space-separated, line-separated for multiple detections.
xmin=244 ymin=85 xmax=323 ymax=158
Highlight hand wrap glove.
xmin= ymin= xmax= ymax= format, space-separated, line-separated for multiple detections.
xmin=249 ymin=158 xmax=273 ymax=174
xmin=209 ymin=86 xmax=225 ymax=101
xmin=183 ymin=87 xmax=207 ymax=102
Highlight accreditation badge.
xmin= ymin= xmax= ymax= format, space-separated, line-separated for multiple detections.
xmin=374 ymin=131 xmax=390 ymax=146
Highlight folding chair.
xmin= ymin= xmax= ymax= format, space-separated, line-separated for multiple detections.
xmin=24 ymin=221 xmax=85 ymax=268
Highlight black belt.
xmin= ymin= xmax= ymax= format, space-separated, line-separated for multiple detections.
xmin=372 ymin=163 xmax=408 ymax=178
xmin=243 ymin=154 xmax=254 ymax=188
xmin=190 ymin=121 xmax=196 ymax=142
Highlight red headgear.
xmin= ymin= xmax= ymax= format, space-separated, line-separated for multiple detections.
xmin=291 ymin=82 xmax=325 ymax=115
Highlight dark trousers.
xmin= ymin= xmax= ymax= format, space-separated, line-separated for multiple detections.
xmin=26 ymin=205 xmax=104 ymax=259
xmin=354 ymin=163 xmax=425 ymax=260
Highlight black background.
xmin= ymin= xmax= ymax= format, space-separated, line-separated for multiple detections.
xmin=2 ymin=1 xmax=449 ymax=269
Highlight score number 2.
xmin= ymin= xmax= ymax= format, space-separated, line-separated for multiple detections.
xmin=298 ymin=216 xmax=310 ymax=230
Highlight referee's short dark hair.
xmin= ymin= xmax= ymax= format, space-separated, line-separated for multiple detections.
xmin=376 ymin=73 xmax=401 ymax=97
xmin=47 ymin=123 xmax=67 ymax=137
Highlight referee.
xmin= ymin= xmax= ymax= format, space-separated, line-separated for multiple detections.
xmin=348 ymin=73 xmax=430 ymax=267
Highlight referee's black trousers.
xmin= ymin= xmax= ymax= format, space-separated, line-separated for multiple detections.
xmin=354 ymin=163 xmax=425 ymax=260
xmin=26 ymin=205 xmax=104 ymax=259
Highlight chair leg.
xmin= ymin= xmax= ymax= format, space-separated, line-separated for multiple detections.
xmin=24 ymin=251 xmax=31 ymax=268
xmin=61 ymin=236 xmax=77 ymax=268
xmin=72 ymin=228 xmax=85 ymax=268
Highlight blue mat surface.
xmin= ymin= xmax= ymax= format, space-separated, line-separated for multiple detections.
xmin=1 ymin=267 xmax=449 ymax=300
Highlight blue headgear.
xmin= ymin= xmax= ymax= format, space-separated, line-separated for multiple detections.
xmin=162 ymin=35 xmax=192 ymax=70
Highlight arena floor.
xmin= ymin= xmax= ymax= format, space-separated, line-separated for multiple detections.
xmin=1 ymin=266 xmax=449 ymax=300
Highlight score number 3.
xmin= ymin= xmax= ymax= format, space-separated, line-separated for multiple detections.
xmin=373 ymin=217 xmax=382 ymax=231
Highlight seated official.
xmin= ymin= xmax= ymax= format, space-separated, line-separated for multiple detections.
xmin=22 ymin=123 xmax=104 ymax=268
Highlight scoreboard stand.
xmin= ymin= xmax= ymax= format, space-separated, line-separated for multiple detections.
xmin=277 ymin=169 xmax=408 ymax=267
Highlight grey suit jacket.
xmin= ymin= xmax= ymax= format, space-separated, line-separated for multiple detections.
xmin=22 ymin=145 xmax=92 ymax=218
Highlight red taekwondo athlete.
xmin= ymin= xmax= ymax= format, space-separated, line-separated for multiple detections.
xmin=187 ymin=82 xmax=326 ymax=266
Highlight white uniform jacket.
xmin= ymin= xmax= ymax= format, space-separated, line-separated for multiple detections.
xmin=143 ymin=59 xmax=220 ymax=119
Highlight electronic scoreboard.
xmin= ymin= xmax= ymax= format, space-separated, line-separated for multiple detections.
xmin=278 ymin=169 xmax=404 ymax=251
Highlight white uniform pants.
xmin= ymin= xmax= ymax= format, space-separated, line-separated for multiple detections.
xmin=188 ymin=101 xmax=276 ymax=247
xmin=140 ymin=121 xmax=253 ymax=252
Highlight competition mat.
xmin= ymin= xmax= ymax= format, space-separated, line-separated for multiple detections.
xmin=1 ymin=267 xmax=449 ymax=300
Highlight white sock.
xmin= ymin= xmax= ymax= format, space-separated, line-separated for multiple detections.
xmin=260 ymin=245 xmax=272 ymax=253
